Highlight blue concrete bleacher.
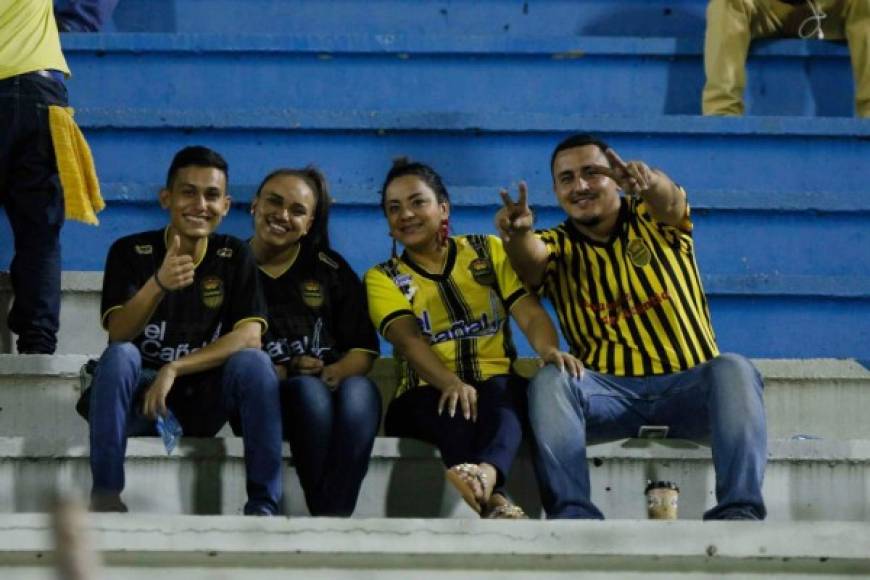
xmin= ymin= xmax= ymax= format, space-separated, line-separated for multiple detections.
xmin=0 ymin=0 xmax=867 ymax=360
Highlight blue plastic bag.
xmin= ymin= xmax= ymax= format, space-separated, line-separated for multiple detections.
xmin=156 ymin=410 xmax=183 ymax=455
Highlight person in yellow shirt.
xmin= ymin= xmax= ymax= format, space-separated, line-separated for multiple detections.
xmin=365 ymin=158 xmax=582 ymax=518
xmin=0 ymin=0 xmax=72 ymax=353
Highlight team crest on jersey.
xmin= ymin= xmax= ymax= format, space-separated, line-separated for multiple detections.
xmin=200 ymin=276 xmax=224 ymax=309
xmin=134 ymin=244 xmax=153 ymax=255
xmin=301 ymin=279 xmax=324 ymax=308
xmin=217 ymin=247 xmax=233 ymax=258
xmin=626 ymin=238 xmax=652 ymax=268
xmin=469 ymin=258 xmax=496 ymax=287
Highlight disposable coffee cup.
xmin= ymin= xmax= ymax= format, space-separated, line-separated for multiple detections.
xmin=645 ymin=480 xmax=679 ymax=520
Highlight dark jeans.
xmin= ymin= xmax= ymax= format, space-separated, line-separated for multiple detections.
xmin=384 ymin=374 xmax=527 ymax=490
xmin=528 ymin=354 xmax=767 ymax=520
xmin=281 ymin=375 xmax=382 ymax=516
xmin=87 ymin=343 xmax=284 ymax=515
xmin=0 ymin=72 xmax=68 ymax=354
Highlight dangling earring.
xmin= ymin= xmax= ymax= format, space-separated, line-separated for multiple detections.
xmin=437 ymin=217 xmax=450 ymax=248
xmin=390 ymin=233 xmax=398 ymax=259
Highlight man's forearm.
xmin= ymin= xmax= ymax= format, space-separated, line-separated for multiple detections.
xmin=504 ymin=230 xmax=549 ymax=289
xmin=167 ymin=323 xmax=262 ymax=378
xmin=106 ymin=276 xmax=165 ymax=342
xmin=512 ymin=297 xmax=560 ymax=357
xmin=641 ymin=169 xmax=687 ymax=226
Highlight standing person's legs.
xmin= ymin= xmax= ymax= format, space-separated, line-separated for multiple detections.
xmin=3 ymin=74 xmax=68 ymax=353
xmin=652 ymin=353 xmax=767 ymax=519
xmin=703 ymin=0 xmax=789 ymax=115
xmin=87 ymin=342 xmax=155 ymax=510
xmin=221 ymin=349 xmax=283 ymax=515
xmin=828 ymin=0 xmax=870 ymax=116
xmin=282 ymin=374 xmax=381 ymax=516
xmin=527 ymin=364 xmax=648 ymax=519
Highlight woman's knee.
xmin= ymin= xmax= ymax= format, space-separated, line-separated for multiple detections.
xmin=337 ymin=376 xmax=382 ymax=417
xmin=283 ymin=375 xmax=332 ymax=414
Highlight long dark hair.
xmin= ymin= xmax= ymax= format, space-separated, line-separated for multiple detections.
xmin=254 ymin=166 xmax=332 ymax=251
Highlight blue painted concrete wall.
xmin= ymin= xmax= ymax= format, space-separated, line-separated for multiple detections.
xmin=1 ymin=1 xmax=867 ymax=359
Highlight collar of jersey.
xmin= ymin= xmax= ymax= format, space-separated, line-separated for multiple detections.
xmin=564 ymin=196 xmax=629 ymax=248
xmin=163 ymin=226 xmax=208 ymax=268
xmin=255 ymin=242 xmax=300 ymax=279
xmin=400 ymin=237 xmax=457 ymax=281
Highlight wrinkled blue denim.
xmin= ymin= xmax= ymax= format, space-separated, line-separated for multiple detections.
xmin=88 ymin=342 xmax=283 ymax=514
xmin=281 ymin=375 xmax=381 ymax=516
xmin=528 ymin=353 xmax=767 ymax=520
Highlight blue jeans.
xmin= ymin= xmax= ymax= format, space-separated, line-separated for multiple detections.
xmin=528 ymin=353 xmax=767 ymax=520
xmin=0 ymin=73 xmax=67 ymax=353
xmin=384 ymin=375 xmax=527 ymax=491
xmin=87 ymin=343 xmax=284 ymax=515
xmin=281 ymin=375 xmax=381 ymax=516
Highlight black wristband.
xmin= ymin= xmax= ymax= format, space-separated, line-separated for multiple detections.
xmin=153 ymin=272 xmax=171 ymax=293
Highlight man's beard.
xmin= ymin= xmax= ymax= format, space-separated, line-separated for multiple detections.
xmin=573 ymin=215 xmax=601 ymax=227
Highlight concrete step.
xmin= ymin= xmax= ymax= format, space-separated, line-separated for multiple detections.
xmin=110 ymin=0 xmax=710 ymax=37
xmin=0 ymin=435 xmax=868 ymax=521
xmin=3 ymin=514 xmax=870 ymax=579
xmin=61 ymin=34 xmax=855 ymax=117
xmin=0 ymin=354 xmax=867 ymax=440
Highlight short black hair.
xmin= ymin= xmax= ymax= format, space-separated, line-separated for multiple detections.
xmin=254 ymin=166 xmax=333 ymax=251
xmin=380 ymin=157 xmax=450 ymax=213
xmin=165 ymin=146 xmax=229 ymax=189
xmin=550 ymin=134 xmax=611 ymax=179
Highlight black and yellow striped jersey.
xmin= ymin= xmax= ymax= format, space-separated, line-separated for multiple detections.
xmin=365 ymin=235 xmax=529 ymax=398
xmin=538 ymin=195 xmax=718 ymax=376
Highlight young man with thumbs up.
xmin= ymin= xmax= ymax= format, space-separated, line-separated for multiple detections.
xmin=80 ymin=146 xmax=283 ymax=515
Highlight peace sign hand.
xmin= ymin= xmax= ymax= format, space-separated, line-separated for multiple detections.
xmin=587 ymin=148 xmax=659 ymax=198
xmin=495 ymin=181 xmax=534 ymax=243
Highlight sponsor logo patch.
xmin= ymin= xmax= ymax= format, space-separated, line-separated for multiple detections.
xmin=217 ymin=247 xmax=233 ymax=258
xmin=134 ymin=244 xmax=153 ymax=255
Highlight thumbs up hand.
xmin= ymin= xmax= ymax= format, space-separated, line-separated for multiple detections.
xmin=155 ymin=235 xmax=195 ymax=292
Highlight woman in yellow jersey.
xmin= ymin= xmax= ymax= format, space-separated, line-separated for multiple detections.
xmin=365 ymin=158 xmax=582 ymax=518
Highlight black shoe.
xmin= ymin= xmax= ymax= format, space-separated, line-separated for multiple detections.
xmin=90 ymin=494 xmax=128 ymax=513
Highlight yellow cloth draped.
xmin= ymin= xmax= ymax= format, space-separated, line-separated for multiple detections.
xmin=48 ymin=105 xmax=104 ymax=225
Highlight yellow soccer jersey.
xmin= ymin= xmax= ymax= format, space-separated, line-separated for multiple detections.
xmin=0 ymin=0 xmax=70 ymax=80
xmin=365 ymin=234 xmax=529 ymax=398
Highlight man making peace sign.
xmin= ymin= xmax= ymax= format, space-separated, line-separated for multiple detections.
xmin=495 ymin=134 xmax=767 ymax=520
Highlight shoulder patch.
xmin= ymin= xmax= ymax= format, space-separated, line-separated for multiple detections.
xmin=318 ymin=251 xmax=339 ymax=270
xmin=134 ymin=244 xmax=153 ymax=255
xmin=217 ymin=247 xmax=233 ymax=258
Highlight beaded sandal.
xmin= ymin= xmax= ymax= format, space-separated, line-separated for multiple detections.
xmin=446 ymin=463 xmax=489 ymax=514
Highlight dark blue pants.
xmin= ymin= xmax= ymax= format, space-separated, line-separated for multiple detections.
xmin=281 ymin=375 xmax=382 ymax=516
xmin=0 ymin=73 xmax=67 ymax=354
xmin=88 ymin=343 xmax=284 ymax=515
xmin=384 ymin=375 xmax=527 ymax=490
